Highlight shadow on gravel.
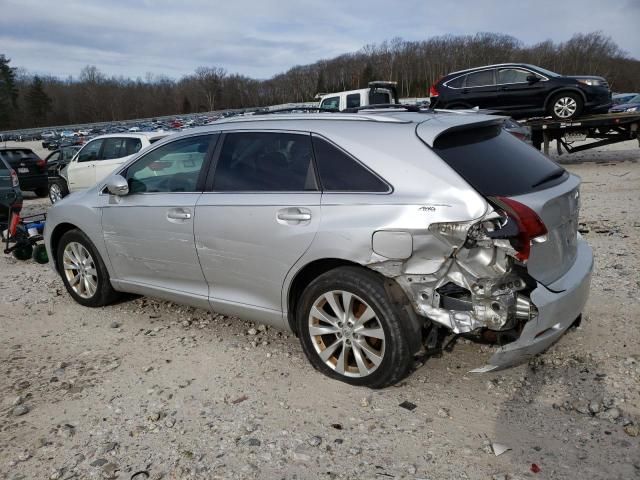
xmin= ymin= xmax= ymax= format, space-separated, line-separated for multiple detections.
xmin=491 ymin=328 xmax=639 ymax=479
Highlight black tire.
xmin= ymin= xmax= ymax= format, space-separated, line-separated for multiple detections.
xmin=34 ymin=187 xmax=49 ymax=198
xmin=296 ymin=266 xmax=414 ymax=388
xmin=548 ymin=92 xmax=583 ymax=120
xmin=56 ymin=229 xmax=120 ymax=307
xmin=13 ymin=244 xmax=33 ymax=261
xmin=48 ymin=178 xmax=69 ymax=204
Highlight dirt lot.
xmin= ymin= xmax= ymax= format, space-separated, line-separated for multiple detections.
xmin=1 ymin=140 xmax=639 ymax=480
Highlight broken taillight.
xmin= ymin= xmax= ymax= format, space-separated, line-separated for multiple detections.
xmin=491 ymin=196 xmax=547 ymax=262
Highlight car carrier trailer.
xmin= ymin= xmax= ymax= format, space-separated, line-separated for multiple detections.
xmin=524 ymin=112 xmax=640 ymax=155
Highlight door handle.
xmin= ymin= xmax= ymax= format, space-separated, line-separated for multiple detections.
xmin=277 ymin=208 xmax=312 ymax=223
xmin=167 ymin=208 xmax=192 ymax=220
xmin=277 ymin=212 xmax=311 ymax=221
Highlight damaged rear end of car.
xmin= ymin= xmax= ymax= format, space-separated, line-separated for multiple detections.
xmin=371 ymin=117 xmax=593 ymax=371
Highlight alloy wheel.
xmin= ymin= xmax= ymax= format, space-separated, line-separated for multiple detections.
xmin=62 ymin=242 xmax=98 ymax=299
xmin=553 ymin=96 xmax=577 ymax=119
xmin=50 ymin=183 xmax=63 ymax=203
xmin=308 ymin=290 xmax=386 ymax=378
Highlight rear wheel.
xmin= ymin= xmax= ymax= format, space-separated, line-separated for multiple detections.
xmin=49 ymin=179 xmax=69 ymax=204
xmin=296 ymin=267 xmax=414 ymax=388
xmin=56 ymin=229 xmax=120 ymax=307
xmin=549 ymin=92 xmax=583 ymax=120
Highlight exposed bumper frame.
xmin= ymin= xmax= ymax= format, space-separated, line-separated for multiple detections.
xmin=471 ymin=237 xmax=593 ymax=372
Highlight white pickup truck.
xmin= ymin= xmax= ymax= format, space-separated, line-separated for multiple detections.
xmin=317 ymin=81 xmax=400 ymax=111
xmin=50 ymin=132 xmax=168 ymax=203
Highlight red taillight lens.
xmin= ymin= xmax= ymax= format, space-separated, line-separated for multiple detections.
xmin=10 ymin=169 xmax=19 ymax=187
xmin=36 ymin=158 xmax=46 ymax=171
xmin=429 ymin=83 xmax=439 ymax=97
xmin=493 ymin=196 xmax=547 ymax=262
xmin=9 ymin=212 xmax=20 ymax=237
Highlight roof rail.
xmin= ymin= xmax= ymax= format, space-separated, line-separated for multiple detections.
xmin=342 ymin=103 xmax=423 ymax=113
xmin=254 ymin=107 xmax=338 ymax=115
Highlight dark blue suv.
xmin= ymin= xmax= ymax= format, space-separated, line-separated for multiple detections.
xmin=430 ymin=63 xmax=612 ymax=120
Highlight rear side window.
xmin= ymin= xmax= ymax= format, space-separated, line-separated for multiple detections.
xmin=346 ymin=93 xmax=360 ymax=108
xmin=312 ymin=137 xmax=389 ymax=192
xmin=213 ymin=132 xmax=317 ymax=192
xmin=433 ymin=126 xmax=566 ymax=196
xmin=446 ymin=76 xmax=465 ymax=88
xmin=101 ymin=138 xmax=142 ymax=160
xmin=465 ymin=70 xmax=495 ymax=87
xmin=369 ymin=90 xmax=391 ymax=104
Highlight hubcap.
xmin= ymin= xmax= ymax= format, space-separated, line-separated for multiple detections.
xmin=308 ymin=290 xmax=386 ymax=378
xmin=50 ymin=184 xmax=62 ymax=203
xmin=63 ymin=242 xmax=98 ymax=299
xmin=553 ymin=97 xmax=577 ymax=118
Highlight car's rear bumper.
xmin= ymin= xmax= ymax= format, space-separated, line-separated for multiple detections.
xmin=17 ymin=174 xmax=48 ymax=191
xmin=472 ymin=236 xmax=593 ymax=372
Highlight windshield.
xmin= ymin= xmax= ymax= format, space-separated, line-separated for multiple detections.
xmin=531 ymin=65 xmax=560 ymax=78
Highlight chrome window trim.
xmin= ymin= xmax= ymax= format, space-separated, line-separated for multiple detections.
xmin=443 ymin=67 xmax=549 ymax=90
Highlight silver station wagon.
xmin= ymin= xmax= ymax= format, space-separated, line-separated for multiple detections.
xmin=45 ymin=109 xmax=593 ymax=388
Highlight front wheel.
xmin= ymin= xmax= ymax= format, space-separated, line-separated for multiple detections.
xmin=56 ymin=229 xmax=120 ymax=307
xmin=296 ymin=267 xmax=414 ymax=388
xmin=49 ymin=179 xmax=69 ymax=204
xmin=549 ymin=92 xmax=583 ymax=120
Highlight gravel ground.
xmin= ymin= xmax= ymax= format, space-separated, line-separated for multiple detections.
xmin=1 ymin=140 xmax=639 ymax=480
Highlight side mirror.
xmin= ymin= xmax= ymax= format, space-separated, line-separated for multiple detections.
xmin=106 ymin=174 xmax=129 ymax=196
xmin=527 ymin=75 xmax=540 ymax=83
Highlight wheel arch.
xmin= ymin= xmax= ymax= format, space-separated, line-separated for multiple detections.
xmin=49 ymin=222 xmax=80 ymax=272
xmin=285 ymin=258 xmax=425 ymax=355
xmin=544 ymin=88 xmax=587 ymax=110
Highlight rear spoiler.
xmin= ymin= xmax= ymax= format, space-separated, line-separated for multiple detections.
xmin=418 ymin=117 xmax=507 ymax=147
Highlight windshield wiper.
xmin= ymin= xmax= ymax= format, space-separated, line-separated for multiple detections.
xmin=531 ymin=169 xmax=566 ymax=189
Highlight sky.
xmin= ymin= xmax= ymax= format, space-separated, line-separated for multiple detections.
xmin=1 ymin=0 xmax=639 ymax=80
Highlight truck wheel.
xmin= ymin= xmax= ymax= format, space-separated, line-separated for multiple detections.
xmin=49 ymin=179 xmax=69 ymax=204
xmin=296 ymin=266 xmax=414 ymax=388
xmin=549 ymin=92 xmax=583 ymax=120
xmin=56 ymin=229 xmax=120 ymax=307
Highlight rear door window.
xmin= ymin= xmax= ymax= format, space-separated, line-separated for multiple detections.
xmin=212 ymin=132 xmax=316 ymax=192
xmin=464 ymin=70 xmax=495 ymax=88
xmin=432 ymin=125 xmax=566 ymax=196
xmin=312 ymin=136 xmax=389 ymax=192
xmin=369 ymin=90 xmax=391 ymax=104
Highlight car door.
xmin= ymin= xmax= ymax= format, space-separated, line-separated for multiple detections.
xmin=100 ymin=134 xmax=217 ymax=304
xmin=94 ymin=137 xmax=144 ymax=184
xmin=460 ymin=69 xmax=499 ymax=108
xmin=66 ymin=138 xmax=104 ymax=191
xmin=194 ymin=131 xmax=321 ymax=327
xmin=496 ymin=68 xmax=547 ymax=112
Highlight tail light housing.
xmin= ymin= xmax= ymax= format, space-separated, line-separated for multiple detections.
xmin=490 ymin=196 xmax=547 ymax=262
xmin=429 ymin=83 xmax=439 ymax=98
xmin=10 ymin=169 xmax=19 ymax=187
xmin=36 ymin=158 xmax=46 ymax=172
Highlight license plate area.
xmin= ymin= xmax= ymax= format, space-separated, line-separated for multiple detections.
xmin=17 ymin=167 xmax=29 ymax=173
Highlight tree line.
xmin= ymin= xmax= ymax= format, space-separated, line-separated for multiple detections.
xmin=1 ymin=31 xmax=639 ymax=130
